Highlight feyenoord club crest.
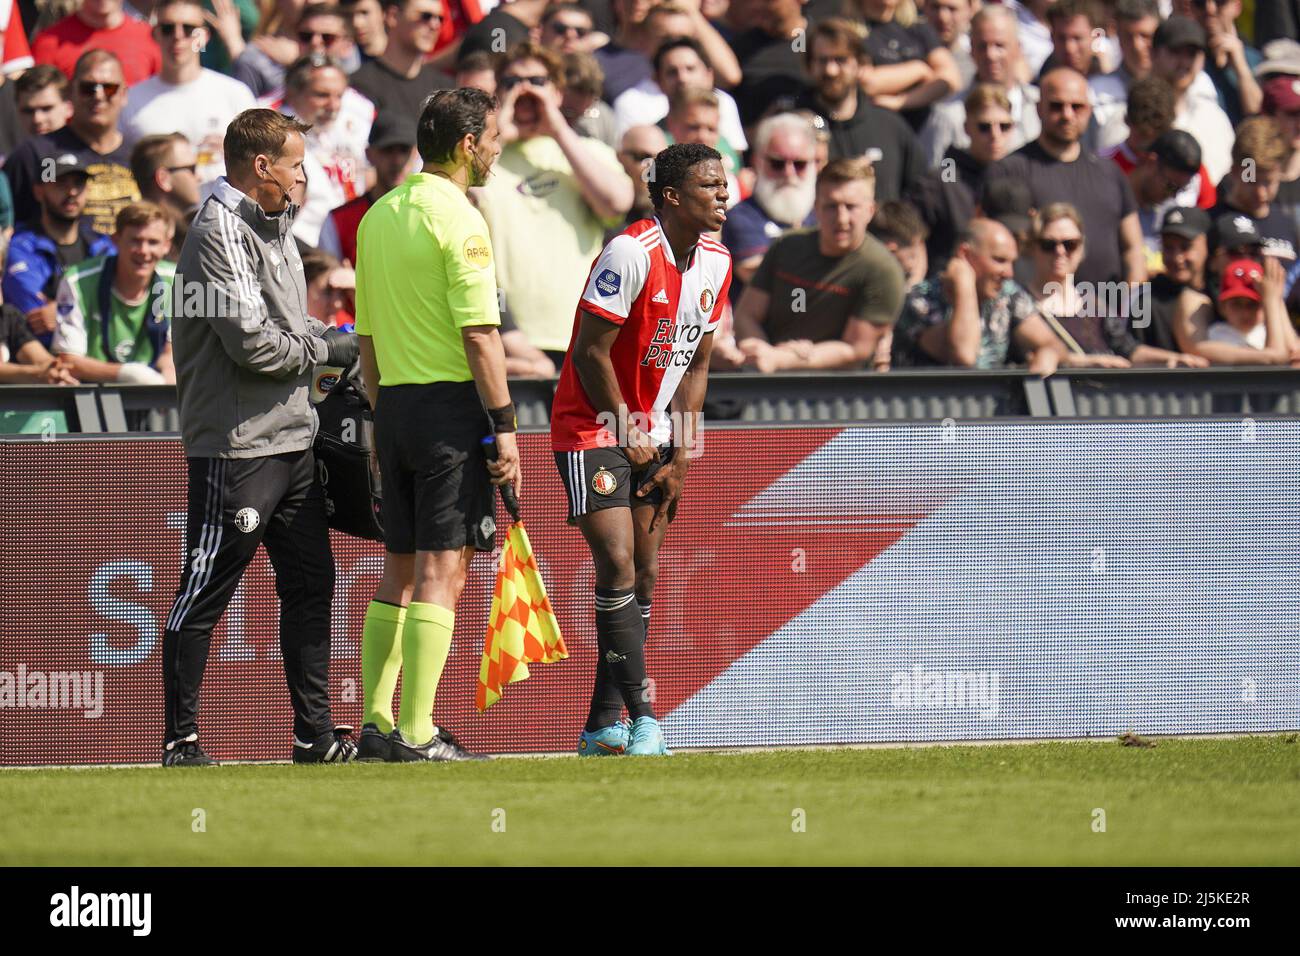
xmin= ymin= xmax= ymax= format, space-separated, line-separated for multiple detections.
xmin=699 ymin=288 xmax=714 ymax=313
xmin=234 ymin=507 xmax=260 ymax=533
xmin=592 ymin=468 xmax=617 ymax=495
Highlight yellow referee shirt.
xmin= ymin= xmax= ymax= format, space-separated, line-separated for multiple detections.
xmin=354 ymin=172 xmax=500 ymax=384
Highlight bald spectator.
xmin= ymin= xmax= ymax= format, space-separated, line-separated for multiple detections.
xmin=726 ymin=158 xmax=905 ymax=373
xmin=131 ymin=132 xmax=202 ymax=258
xmin=348 ymin=0 xmax=451 ymax=120
xmin=32 ymin=0 xmax=162 ymax=86
xmin=721 ymin=112 xmax=817 ymax=298
xmin=989 ymin=67 xmax=1145 ymax=286
xmin=613 ymin=123 xmax=668 ymax=229
xmin=1174 ymin=0 xmax=1263 ymax=125
xmin=13 ymin=65 xmax=71 ymax=139
xmin=120 ymin=0 xmax=256 ymax=186
xmin=891 ymin=217 xmax=1061 ymax=371
xmin=1152 ymin=15 xmax=1236 ymax=183
xmin=4 ymin=50 xmax=140 ymax=236
xmin=792 ymin=18 xmax=926 ymax=204
xmin=916 ymin=84 xmax=1019 ymax=272
xmin=922 ymin=4 xmax=1042 ymax=167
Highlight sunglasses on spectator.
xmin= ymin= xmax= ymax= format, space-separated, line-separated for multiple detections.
xmin=299 ymin=30 xmax=341 ymax=44
xmin=1047 ymin=100 xmax=1088 ymax=113
xmin=500 ymin=75 xmax=549 ymax=91
xmin=976 ymin=121 xmax=1014 ymax=134
xmin=1038 ymin=237 xmax=1083 ymax=254
xmin=78 ymin=81 xmax=121 ymax=98
xmin=411 ymin=10 xmax=441 ymax=23
xmin=766 ymin=156 xmax=810 ymax=174
xmin=548 ymin=21 xmax=590 ymax=37
xmin=156 ymin=21 xmax=204 ymax=37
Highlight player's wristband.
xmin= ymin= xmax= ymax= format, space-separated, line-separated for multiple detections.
xmin=488 ymin=403 xmax=517 ymax=433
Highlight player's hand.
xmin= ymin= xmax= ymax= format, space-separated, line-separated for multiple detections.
xmin=488 ymin=430 xmax=521 ymax=495
xmin=638 ymin=458 xmax=685 ymax=532
xmin=624 ymin=424 xmax=658 ymax=468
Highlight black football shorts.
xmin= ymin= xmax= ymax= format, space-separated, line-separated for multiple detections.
xmin=374 ymin=381 xmax=496 ymax=553
xmin=554 ymin=444 xmax=678 ymax=525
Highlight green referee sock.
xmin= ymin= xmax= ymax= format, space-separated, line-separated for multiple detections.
xmin=361 ymin=600 xmax=406 ymax=734
xmin=395 ymin=602 xmax=455 ymax=745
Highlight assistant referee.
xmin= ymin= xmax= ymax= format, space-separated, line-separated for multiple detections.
xmin=353 ymin=88 xmax=520 ymax=763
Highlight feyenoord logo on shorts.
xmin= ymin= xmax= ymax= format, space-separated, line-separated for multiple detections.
xmin=234 ymin=507 xmax=260 ymax=533
xmin=592 ymin=468 xmax=617 ymax=495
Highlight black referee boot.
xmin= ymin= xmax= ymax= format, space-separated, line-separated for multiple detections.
xmin=357 ymin=723 xmax=392 ymax=762
xmin=389 ymin=727 xmax=489 ymax=762
xmin=292 ymin=726 xmax=359 ymax=764
xmin=162 ymin=735 xmax=217 ymax=767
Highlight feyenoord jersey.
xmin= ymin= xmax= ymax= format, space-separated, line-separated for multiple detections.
xmin=550 ymin=217 xmax=732 ymax=451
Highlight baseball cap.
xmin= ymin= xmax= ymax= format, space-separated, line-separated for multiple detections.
xmin=1212 ymin=213 xmax=1262 ymax=251
xmin=1262 ymin=74 xmax=1300 ymax=114
xmin=1255 ymin=38 xmax=1300 ymax=79
xmin=1154 ymin=16 xmax=1207 ymax=53
xmin=1160 ymin=206 xmax=1211 ymax=241
xmin=368 ymin=112 xmax=416 ymax=150
xmin=47 ymin=152 xmax=91 ymax=180
xmin=980 ymin=179 xmax=1033 ymax=236
xmin=1218 ymin=258 xmax=1263 ymax=303
xmin=1149 ymin=129 xmax=1201 ymax=175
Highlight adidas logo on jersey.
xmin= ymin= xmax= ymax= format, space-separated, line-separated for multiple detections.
xmin=651 ymin=289 xmax=669 ymax=304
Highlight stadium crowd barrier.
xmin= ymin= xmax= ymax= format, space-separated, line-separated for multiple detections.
xmin=2 ymin=409 xmax=1298 ymax=764
xmin=6 ymin=368 xmax=1300 ymax=436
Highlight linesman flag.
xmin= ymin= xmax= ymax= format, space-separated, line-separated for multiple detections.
xmin=476 ymin=438 xmax=567 ymax=711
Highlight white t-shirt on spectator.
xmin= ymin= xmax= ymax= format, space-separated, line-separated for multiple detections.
xmin=1207 ymin=320 xmax=1267 ymax=350
xmin=122 ymin=69 xmax=257 ymax=184
xmin=612 ymin=79 xmax=749 ymax=150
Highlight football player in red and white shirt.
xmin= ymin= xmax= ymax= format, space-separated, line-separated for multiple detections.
xmin=551 ymin=142 xmax=731 ymax=757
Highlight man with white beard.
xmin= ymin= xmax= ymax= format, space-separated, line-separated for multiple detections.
xmin=719 ymin=112 xmax=817 ymax=303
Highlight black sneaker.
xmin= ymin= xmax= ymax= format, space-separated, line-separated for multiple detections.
xmin=389 ymin=726 xmax=489 ymax=762
xmin=162 ymin=735 xmax=217 ymax=767
xmin=357 ymin=723 xmax=391 ymax=762
xmin=292 ymin=725 xmax=359 ymax=764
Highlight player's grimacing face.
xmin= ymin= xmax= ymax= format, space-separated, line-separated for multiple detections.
xmin=669 ymin=158 xmax=728 ymax=233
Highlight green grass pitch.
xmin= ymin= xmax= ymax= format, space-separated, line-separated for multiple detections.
xmin=2 ymin=736 xmax=1297 ymax=866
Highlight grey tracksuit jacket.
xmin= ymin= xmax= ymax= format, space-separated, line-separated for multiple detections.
xmin=172 ymin=178 xmax=330 ymax=459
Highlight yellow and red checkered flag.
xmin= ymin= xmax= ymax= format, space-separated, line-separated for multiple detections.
xmin=476 ymin=521 xmax=567 ymax=710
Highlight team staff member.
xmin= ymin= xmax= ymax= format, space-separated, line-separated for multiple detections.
xmin=163 ymin=109 xmax=361 ymax=767
xmin=353 ymin=88 xmax=520 ymax=763
xmin=552 ymin=143 xmax=732 ymax=757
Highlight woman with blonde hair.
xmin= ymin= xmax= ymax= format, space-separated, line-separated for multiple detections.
xmin=1029 ymin=202 xmax=1206 ymax=368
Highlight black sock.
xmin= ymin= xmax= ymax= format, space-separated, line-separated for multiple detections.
xmin=591 ymin=586 xmax=653 ymax=723
xmin=637 ymin=597 xmax=652 ymax=642
xmin=584 ymin=595 xmax=656 ymax=732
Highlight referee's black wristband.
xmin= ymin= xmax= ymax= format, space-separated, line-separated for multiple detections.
xmin=488 ymin=403 xmax=517 ymax=433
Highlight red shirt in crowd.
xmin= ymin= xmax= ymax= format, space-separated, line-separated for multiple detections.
xmin=32 ymin=13 xmax=161 ymax=86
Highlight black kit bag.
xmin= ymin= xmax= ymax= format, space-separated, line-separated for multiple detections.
xmin=311 ymin=362 xmax=384 ymax=541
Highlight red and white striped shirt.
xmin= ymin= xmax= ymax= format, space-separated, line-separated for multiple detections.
xmin=550 ymin=217 xmax=732 ymax=452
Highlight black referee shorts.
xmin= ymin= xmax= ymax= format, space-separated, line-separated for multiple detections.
xmin=554 ymin=444 xmax=676 ymax=525
xmin=374 ymin=381 xmax=496 ymax=553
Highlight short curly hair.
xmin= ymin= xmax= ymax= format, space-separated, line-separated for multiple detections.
xmin=648 ymin=143 xmax=722 ymax=210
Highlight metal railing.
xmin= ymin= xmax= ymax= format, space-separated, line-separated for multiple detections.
xmin=2 ymin=368 xmax=1298 ymax=436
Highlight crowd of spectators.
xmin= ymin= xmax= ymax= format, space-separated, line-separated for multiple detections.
xmin=2 ymin=0 xmax=1300 ymax=389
